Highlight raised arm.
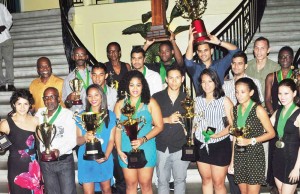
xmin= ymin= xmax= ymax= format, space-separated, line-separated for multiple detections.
xmin=185 ymin=25 xmax=195 ymax=60
xmin=169 ymin=31 xmax=184 ymax=66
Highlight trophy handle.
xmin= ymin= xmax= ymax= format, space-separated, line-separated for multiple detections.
xmin=36 ymin=127 xmax=45 ymax=145
xmin=50 ymin=125 xmax=57 ymax=146
xmin=137 ymin=116 xmax=146 ymax=131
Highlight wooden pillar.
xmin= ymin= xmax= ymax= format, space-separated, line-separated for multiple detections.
xmin=146 ymin=0 xmax=169 ymax=41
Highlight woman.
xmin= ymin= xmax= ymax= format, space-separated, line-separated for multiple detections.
xmin=270 ymin=79 xmax=300 ymax=194
xmin=76 ymin=84 xmax=116 ymax=194
xmin=114 ymin=70 xmax=163 ymax=194
xmin=0 ymin=89 xmax=43 ymax=193
xmin=194 ymin=69 xmax=233 ymax=194
xmin=231 ymin=77 xmax=275 ymax=194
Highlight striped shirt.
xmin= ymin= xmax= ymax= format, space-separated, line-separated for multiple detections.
xmin=194 ymin=96 xmax=229 ymax=144
xmin=222 ymin=74 xmax=264 ymax=105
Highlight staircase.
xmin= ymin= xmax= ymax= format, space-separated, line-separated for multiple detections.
xmin=246 ymin=0 xmax=300 ymax=62
xmin=0 ymin=9 xmax=68 ymax=194
xmin=0 ymin=9 xmax=69 ymax=118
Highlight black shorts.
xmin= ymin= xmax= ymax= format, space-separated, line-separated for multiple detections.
xmin=194 ymin=136 xmax=232 ymax=166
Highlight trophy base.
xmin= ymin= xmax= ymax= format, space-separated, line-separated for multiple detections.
xmin=72 ymin=99 xmax=83 ymax=105
xmin=181 ymin=144 xmax=198 ymax=162
xmin=236 ymin=145 xmax=246 ymax=152
xmin=41 ymin=151 xmax=58 ymax=162
xmin=146 ymin=25 xmax=170 ymax=41
xmin=192 ymin=19 xmax=210 ymax=43
xmin=125 ymin=149 xmax=147 ymax=169
xmin=84 ymin=142 xmax=105 ymax=161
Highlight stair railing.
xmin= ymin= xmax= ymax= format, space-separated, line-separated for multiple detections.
xmin=294 ymin=48 xmax=300 ymax=68
xmin=59 ymin=0 xmax=98 ymax=71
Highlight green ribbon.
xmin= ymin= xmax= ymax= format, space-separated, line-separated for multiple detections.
xmin=76 ymin=68 xmax=90 ymax=90
xmin=159 ymin=59 xmax=175 ymax=84
xmin=277 ymin=69 xmax=293 ymax=83
xmin=277 ymin=103 xmax=296 ymax=138
xmin=202 ymin=130 xmax=215 ymax=142
xmin=47 ymin=105 xmax=62 ymax=125
xmin=103 ymin=84 xmax=107 ymax=94
xmin=142 ymin=67 xmax=146 ymax=77
xmin=237 ymin=100 xmax=254 ymax=128
xmin=128 ymin=97 xmax=141 ymax=118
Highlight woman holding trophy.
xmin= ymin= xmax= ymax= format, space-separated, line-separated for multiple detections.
xmin=114 ymin=70 xmax=163 ymax=194
xmin=193 ymin=69 xmax=233 ymax=194
xmin=230 ymin=77 xmax=275 ymax=194
xmin=270 ymin=79 xmax=300 ymax=194
xmin=76 ymin=84 xmax=116 ymax=194
xmin=0 ymin=89 xmax=43 ymax=193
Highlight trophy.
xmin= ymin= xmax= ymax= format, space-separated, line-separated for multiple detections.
xmin=74 ymin=111 xmax=107 ymax=160
xmin=36 ymin=112 xmax=58 ymax=161
xmin=108 ymin=71 xmax=119 ymax=90
xmin=176 ymin=0 xmax=209 ymax=43
xmin=117 ymin=93 xmax=147 ymax=168
xmin=69 ymin=68 xmax=84 ymax=105
xmin=229 ymin=126 xmax=250 ymax=152
xmin=180 ymin=88 xmax=201 ymax=161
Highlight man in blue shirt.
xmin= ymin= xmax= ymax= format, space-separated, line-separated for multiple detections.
xmin=185 ymin=26 xmax=239 ymax=95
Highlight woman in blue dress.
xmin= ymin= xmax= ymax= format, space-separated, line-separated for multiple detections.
xmin=114 ymin=70 xmax=163 ymax=194
xmin=76 ymin=84 xmax=116 ymax=194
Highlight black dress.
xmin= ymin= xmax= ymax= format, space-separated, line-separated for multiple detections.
xmin=105 ymin=61 xmax=129 ymax=86
xmin=272 ymin=107 xmax=300 ymax=184
xmin=7 ymin=117 xmax=42 ymax=193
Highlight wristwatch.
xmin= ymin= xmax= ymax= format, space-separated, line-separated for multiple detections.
xmin=251 ymin=138 xmax=257 ymax=145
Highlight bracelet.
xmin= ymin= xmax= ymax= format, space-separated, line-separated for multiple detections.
xmin=218 ymin=40 xmax=222 ymax=46
xmin=170 ymin=39 xmax=176 ymax=41
xmin=143 ymin=136 xmax=148 ymax=143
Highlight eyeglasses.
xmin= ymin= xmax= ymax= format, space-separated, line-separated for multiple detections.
xmin=74 ymin=53 xmax=86 ymax=57
xmin=42 ymin=95 xmax=57 ymax=101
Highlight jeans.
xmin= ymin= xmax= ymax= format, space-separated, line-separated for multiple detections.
xmin=156 ymin=148 xmax=190 ymax=194
xmin=0 ymin=38 xmax=14 ymax=85
xmin=40 ymin=154 xmax=77 ymax=194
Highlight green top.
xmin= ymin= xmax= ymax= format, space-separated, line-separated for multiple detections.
xmin=245 ymin=58 xmax=280 ymax=97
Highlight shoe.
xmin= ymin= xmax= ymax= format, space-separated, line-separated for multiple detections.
xmin=7 ymin=85 xmax=16 ymax=91
xmin=169 ymin=181 xmax=174 ymax=191
xmin=0 ymin=85 xmax=5 ymax=91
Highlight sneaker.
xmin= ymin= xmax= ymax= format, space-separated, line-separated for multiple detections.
xmin=169 ymin=181 xmax=174 ymax=191
xmin=0 ymin=85 xmax=5 ymax=91
xmin=7 ymin=85 xmax=16 ymax=91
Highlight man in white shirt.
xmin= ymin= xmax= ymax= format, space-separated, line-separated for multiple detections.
xmin=91 ymin=62 xmax=117 ymax=111
xmin=223 ymin=51 xmax=264 ymax=105
xmin=130 ymin=47 xmax=163 ymax=95
xmin=0 ymin=3 xmax=15 ymax=91
xmin=36 ymin=87 xmax=77 ymax=194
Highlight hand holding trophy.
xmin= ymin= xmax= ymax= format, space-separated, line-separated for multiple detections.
xmin=69 ymin=68 xmax=84 ymax=105
xmin=116 ymin=92 xmax=147 ymax=168
xmin=176 ymin=0 xmax=209 ymax=43
xmin=36 ymin=111 xmax=57 ymax=161
xmin=74 ymin=110 xmax=107 ymax=160
xmin=229 ymin=126 xmax=250 ymax=152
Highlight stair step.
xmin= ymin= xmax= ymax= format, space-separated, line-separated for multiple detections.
xmin=258 ymin=22 xmax=300 ymax=33
xmin=264 ymin=5 xmax=300 ymax=14
xmin=13 ymin=16 xmax=61 ymax=27
xmin=12 ymin=9 xmax=61 ymax=20
xmin=261 ymin=13 xmax=300 ymax=24
xmin=267 ymin=1 xmax=300 ymax=7
xmin=11 ymin=29 xmax=62 ymax=40
xmin=14 ymin=37 xmax=64 ymax=48
xmin=10 ymin=22 xmax=61 ymax=33
xmin=12 ymin=55 xmax=68 ymax=67
xmin=14 ymin=45 xmax=65 ymax=57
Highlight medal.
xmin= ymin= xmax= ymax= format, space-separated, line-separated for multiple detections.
xmin=275 ymin=140 xmax=285 ymax=148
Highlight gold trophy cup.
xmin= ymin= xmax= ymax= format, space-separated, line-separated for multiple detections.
xmin=74 ymin=111 xmax=107 ymax=160
xmin=176 ymin=0 xmax=209 ymax=43
xmin=180 ymin=88 xmax=199 ymax=161
xmin=36 ymin=112 xmax=58 ymax=161
xmin=69 ymin=68 xmax=84 ymax=105
xmin=117 ymin=94 xmax=147 ymax=168
xmin=229 ymin=126 xmax=250 ymax=152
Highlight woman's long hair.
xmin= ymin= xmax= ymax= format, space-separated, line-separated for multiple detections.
xmin=198 ymin=69 xmax=225 ymax=99
xmin=235 ymin=77 xmax=261 ymax=104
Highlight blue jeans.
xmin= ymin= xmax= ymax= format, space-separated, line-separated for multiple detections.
xmin=156 ymin=148 xmax=190 ymax=194
xmin=40 ymin=155 xmax=77 ymax=194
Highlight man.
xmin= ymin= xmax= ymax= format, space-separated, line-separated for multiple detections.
xmin=29 ymin=57 xmax=64 ymax=113
xmin=143 ymin=31 xmax=184 ymax=85
xmin=62 ymin=47 xmax=92 ymax=112
xmin=91 ymin=62 xmax=117 ymax=111
xmin=105 ymin=42 xmax=131 ymax=89
xmin=152 ymin=66 xmax=190 ymax=194
xmin=223 ymin=51 xmax=264 ymax=105
xmin=131 ymin=47 xmax=163 ymax=95
xmin=185 ymin=26 xmax=239 ymax=94
xmin=0 ymin=3 xmax=15 ymax=91
xmin=36 ymin=87 xmax=77 ymax=194
xmin=245 ymin=36 xmax=280 ymax=97
xmin=222 ymin=51 xmax=264 ymax=194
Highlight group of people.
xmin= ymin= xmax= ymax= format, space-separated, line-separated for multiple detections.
xmin=0 ymin=23 xmax=299 ymax=194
